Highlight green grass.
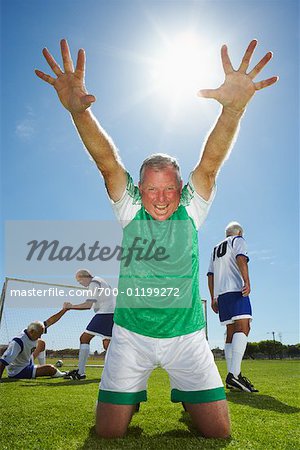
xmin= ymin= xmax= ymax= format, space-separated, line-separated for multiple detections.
xmin=0 ymin=360 xmax=299 ymax=449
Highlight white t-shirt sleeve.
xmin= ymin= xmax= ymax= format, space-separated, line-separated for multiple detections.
xmin=0 ymin=340 xmax=22 ymax=365
xmin=86 ymin=280 xmax=102 ymax=303
xmin=232 ymin=237 xmax=249 ymax=261
xmin=109 ymin=173 xmax=141 ymax=226
xmin=184 ymin=173 xmax=216 ymax=230
xmin=207 ymin=253 xmax=214 ymax=275
xmin=87 ymin=277 xmax=116 ymax=313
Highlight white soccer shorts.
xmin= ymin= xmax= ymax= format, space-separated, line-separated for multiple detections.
xmin=98 ymin=324 xmax=225 ymax=405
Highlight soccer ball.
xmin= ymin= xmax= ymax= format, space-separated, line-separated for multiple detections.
xmin=55 ymin=359 xmax=63 ymax=368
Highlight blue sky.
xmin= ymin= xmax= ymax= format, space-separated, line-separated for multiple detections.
xmin=0 ymin=0 xmax=299 ymax=350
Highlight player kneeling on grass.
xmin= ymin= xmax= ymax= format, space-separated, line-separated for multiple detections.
xmin=36 ymin=37 xmax=277 ymax=439
xmin=0 ymin=320 xmax=67 ymax=380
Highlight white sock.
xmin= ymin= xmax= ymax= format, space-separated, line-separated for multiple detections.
xmin=52 ymin=369 xmax=66 ymax=378
xmin=78 ymin=344 xmax=90 ymax=375
xmin=224 ymin=343 xmax=232 ymax=373
xmin=37 ymin=350 xmax=46 ymax=365
xmin=231 ymin=332 xmax=248 ymax=377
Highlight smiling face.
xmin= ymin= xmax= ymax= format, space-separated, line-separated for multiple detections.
xmin=139 ymin=165 xmax=183 ymax=221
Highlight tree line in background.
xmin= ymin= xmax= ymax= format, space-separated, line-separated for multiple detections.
xmin=212 ymin=340 xmax=300 ymax=360
xmin=46 ymin=349 xmax=105 ymax=358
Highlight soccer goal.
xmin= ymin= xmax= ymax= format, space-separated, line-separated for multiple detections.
xmin=0 ymin=277 xmax=107 ymax=365
xmin=0 ymin=277 xmax=208 ymax=362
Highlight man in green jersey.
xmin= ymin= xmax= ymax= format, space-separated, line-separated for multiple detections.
xmin=36 ymin=39 xmax=278 ymax=438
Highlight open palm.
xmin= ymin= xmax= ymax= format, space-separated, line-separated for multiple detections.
xmin=35 ymin=39 xmax=95 ymax=114
xmin=199 ymin=40 xmax=278 ymax=113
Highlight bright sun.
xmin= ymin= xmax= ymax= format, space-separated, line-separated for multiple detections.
xmin=151 ymin=32 xmax=211 ymax=101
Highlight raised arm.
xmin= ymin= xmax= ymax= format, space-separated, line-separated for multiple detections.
xmin=44 ymin=308 xmax=68 ymax=328
xmin=193 ymin=40 xmax=278 ymax=200
xmin=35 ymin=39 xmax=127 ymax=201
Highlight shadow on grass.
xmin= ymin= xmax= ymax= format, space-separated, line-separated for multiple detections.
xmin=78 ymin=413 xmax=231 ymax=450
xmin=1 ymin=378 xmax=99 ymax=387
xmin=0 ymin=378 xmax=20 ymax=383
xmin=226 ymin=391 xmax=300 ymax=413
xmin=29 ymin=378 xmax=100 ymax=387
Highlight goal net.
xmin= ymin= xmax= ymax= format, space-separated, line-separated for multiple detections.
xmin=0 ymin=277 xmax=208 ymax=360
xmin=0 ymin=277 xmax=106 ymax=359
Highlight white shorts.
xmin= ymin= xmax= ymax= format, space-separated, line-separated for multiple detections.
xmin=98 ymin=324 xmax=225 ymax=405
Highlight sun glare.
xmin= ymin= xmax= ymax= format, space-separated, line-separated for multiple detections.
xmin=151 ymin=32 xmax=211 ymax=101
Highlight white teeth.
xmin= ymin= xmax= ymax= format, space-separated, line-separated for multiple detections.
xmin=155 ymin=205 xmax=167 ymax=210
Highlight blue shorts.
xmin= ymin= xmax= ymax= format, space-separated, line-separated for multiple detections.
xmin=86 ymin=313 xmax=114 ymax=338
xmin=9 ymin=362 xmax=37 ymax=379
xmin=218 ymin=291 xmax=252 ymax=325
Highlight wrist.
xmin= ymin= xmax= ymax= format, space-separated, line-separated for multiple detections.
xmin=71 ymin=109 xmax=92 ymax=122
xmin=222 ymin=106 xmax=246 ymax=119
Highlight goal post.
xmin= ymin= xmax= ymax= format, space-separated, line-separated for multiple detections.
xmin=0 ymin=278 xmax=8 ymax=331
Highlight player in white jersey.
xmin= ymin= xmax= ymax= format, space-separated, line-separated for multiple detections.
xmin=0 ymin=308 xmax=69 ymax=380
xmin=36 ymin=38 xmax=277 ymax=438
xmin=63 ymin=269 xmax=116 ymax=380
xmin=207 ymin=221 xmax=258 ymax=393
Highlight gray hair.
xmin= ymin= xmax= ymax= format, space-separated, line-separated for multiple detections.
xmin=75 ymin=269 xmax=93 ymax=279
xmin=225 ymin=221 xmax=244 ymax=237
xmin=139 ymin=153 xmax=181 ymax=185
xmin=27 ymin=321 xmax=44 ymax=334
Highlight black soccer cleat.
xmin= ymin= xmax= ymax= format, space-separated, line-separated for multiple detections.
xmin=225 ymin=372 xmax=251 ymax=392
xmin=238 ymin=374 xmax=259 ymax=392
xmin=76 ymin=373 xmax=86 ymax=380
xmin=64 ymin=369 xmax=86 ymax=380
xmin=226 ymin=372 xmax=258 ymax=393
xmin=64 ymin=369 xmax=77 ymax=380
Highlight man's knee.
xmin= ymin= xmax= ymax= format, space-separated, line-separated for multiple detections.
xmin=95 ymin=402 xmax=134 ymax=439
xmin=102 ymin=339 xmax=110 ymax=351
xmin=80 ymin=332 xmax=92 ymax=344
xmin=95 ymin=423 xmax=127 ymax=439
xmin=234 ymin=320 xmax=250 ymax=336
xmin=201 ymin=418 xmax=231 ymax=439
xmin=185 ymin=400 xmax=231 ymax=439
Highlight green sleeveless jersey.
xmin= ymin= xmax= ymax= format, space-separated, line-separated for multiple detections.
xmin=111 ymin=173 xmax=215 ymax=338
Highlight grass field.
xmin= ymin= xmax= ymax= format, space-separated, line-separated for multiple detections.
xmin=0 ymin=359 xmax=299 ymax=450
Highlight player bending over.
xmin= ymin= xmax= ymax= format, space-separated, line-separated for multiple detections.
xmin=63 ymin=269 xmax=116 ymax=380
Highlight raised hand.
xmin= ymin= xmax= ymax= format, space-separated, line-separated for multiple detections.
xmin=35 ymin=39 xmax=95 ymax=114
xmin=63 ymin=301 xmax=73 ymax=310
xmin=198 ymin=40 xmax=278 ymax=113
